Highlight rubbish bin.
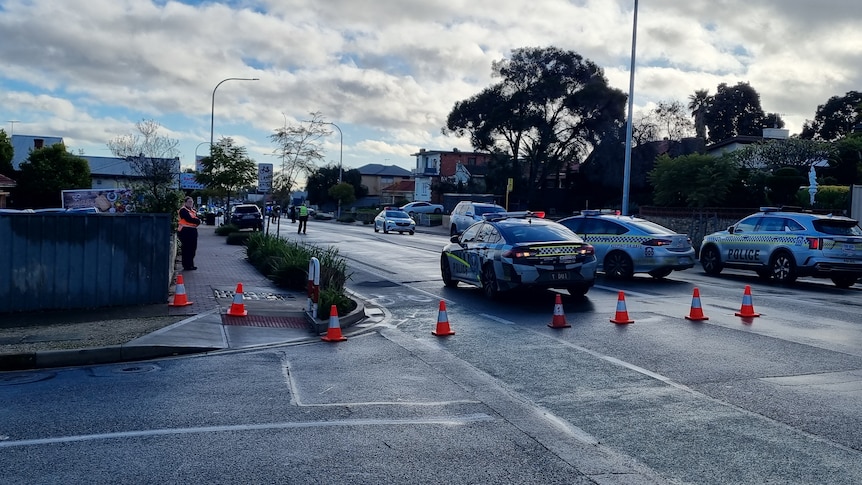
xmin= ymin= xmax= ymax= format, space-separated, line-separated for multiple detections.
xmin=205 ymin=213 xmax=216 ymax=225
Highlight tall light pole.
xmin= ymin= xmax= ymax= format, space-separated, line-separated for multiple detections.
xmin=209 ymin=77 xmax=259 ymax=160
xmin=321 ymin=121 xmax=343 ymax=217
xmin=621 ymin=0 xmax=638 ymax=216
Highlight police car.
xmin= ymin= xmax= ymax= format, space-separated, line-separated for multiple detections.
xmin=441 ymin=212 xmax=597 ymax=298
xmin=699 ymin=207 xmax=862 ymax=288
xmin=557 ymin=210 xmax=695 ymax=279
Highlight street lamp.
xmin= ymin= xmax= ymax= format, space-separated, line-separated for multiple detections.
xmin=621 ymin=0 xmax=638 ymax=216
xmin=209 ymin=77 xmax=259 ymax=160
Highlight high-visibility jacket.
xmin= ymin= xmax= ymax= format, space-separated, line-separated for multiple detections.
xmin=178 ymin=207 xmax=199 ymax=232
xmin=299 ymin=205 xmax=308 ymax=217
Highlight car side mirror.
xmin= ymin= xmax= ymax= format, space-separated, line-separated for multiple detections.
xmin=727 ymin=226 xmax=735 ymax=234
xmin=450 ymin=235 xmax=460 ymax=243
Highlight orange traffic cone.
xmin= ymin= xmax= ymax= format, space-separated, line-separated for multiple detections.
xmin=685 ymin=287 xmax=709 ymax=321
xmin=321 ymin=304 xmax=348 ymax=342
xmin=168 ymin=274 xmax=193 ymax=306
xmin=610 ymin=291 xmax=634 ymax=324
xmin=227 ymin=283 xmax=248 ymax=316
xmin=735 ymin=285 xmax=760 ymax=318
xmin=432 ymin=300 xmax=455 ymax=336
xmin=547 ymin=293 xmax=571 ymax=328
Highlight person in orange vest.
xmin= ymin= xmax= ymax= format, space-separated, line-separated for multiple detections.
xmin=177 ymin=197 xmax=202 ymax=271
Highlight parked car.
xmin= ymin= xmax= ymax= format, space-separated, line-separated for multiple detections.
xmin=699 ymin=207 xmax=862 ymax=287
xmin=557 ymin=210 xmax=695 ymax=279
xmin=374 ymin=209 xmax=416 ymax=235
xmin=441 ymin=212 xmax=597 ymax=298
xmin=400 ymin=201 xmax=445 ymax=218
xmin=449 ymin=201 xmax=506 ymax=236
xmin=229 ymin=204 xmax=264 ymax=231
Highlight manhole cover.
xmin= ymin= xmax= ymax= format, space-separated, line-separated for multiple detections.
xmin=114 ymin=364 xmax=160 ymax=374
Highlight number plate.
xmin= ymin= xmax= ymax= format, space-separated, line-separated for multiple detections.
xmin=551 ymin=272 xmax=569 ymax=281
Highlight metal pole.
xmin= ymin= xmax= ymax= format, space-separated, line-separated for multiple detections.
xmin=323 ymin=122 xmax=343 ymax=218
xmin=210 ymin=77 xmax=258 ymax=215
xmin=622 ymin=0 xmax=638 ymax=216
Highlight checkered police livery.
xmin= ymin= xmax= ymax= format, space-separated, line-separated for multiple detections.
xmin=558 ymin=211 xmax=696 ymax=279
xmin=700 ymin=207 xmax=862 ymax=288
xmin=441 ymin=212 xmax=598 ymax=299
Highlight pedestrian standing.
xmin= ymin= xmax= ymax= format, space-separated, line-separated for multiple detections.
xmin=177 ymin=197 xmax=201 ymax=271
xmin=297 ymin=202 xmax=309 ymax=234
xmin=289 ymin=205 xmax=296 ymax=223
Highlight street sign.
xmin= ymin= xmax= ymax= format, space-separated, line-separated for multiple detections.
xmin=258 ymin=163 xmax=273 ymax=192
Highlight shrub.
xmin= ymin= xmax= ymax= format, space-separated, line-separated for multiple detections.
xmin=215 ymin=223 xmax=238 ymax=236
xmin=318 ymin=287 xmax=356 ymax=318
xmin=243 ymin=233 xmax=352 ymax=295
xmin=226 ymin=232 xmax=252 ymax=245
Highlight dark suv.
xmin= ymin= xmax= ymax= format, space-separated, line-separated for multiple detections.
xmin=230 ymin=204 xmax=264 ymax=231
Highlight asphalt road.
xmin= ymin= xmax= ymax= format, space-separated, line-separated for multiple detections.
xmin=2 ymin=221 xmax=861 ymax=484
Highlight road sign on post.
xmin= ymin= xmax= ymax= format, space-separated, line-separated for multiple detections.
xmin=258 ymin=163 xmax=273 ymax=192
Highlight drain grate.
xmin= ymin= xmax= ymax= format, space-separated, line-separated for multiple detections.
xmin=221 ymin=315 xmax=309 ymax=328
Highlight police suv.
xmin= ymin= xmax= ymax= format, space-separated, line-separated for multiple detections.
xmin=699 ymin=207 xmax=862 ymax=288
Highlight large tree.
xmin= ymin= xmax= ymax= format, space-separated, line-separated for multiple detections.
xmin=444 ymin=46 xmax=626 ymax=205
xmin=648 ymin=153 xmax=738 ymax=208
xmin=703 ymin=82 xmax=768 ymax=143
xmin=305 ymin=166 xmax=365 ymax=208
xmin=15 ymin=143 xmax=91 ymax=208
xmin=634 ymin=100 xmax=694 ymax=144
xmin=800 ymin=91 xmax=862 ymax=141
xmin=688 ymin=89 xmax=710 ymax=139
xmin=107 ymin=119 xmax=182 ymax=214
xmin=194 ymin=137 xmax=257 ymax=213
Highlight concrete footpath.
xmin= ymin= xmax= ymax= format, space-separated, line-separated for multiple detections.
xmin=0 ymin=220 xmax=370 ymax=371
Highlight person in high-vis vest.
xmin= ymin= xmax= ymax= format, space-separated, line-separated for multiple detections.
xmin=297 ymin=202 xmax=309 ymax=234
xmin=178 ymin=197 xmax=202 ymax=270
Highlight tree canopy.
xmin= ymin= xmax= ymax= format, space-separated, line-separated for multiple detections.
xmin=270 ymin=111 xmax=331 ymax=208
xmin=0 ymin=129 xmax=13 ymax=176
xmin=15 ymin=143 xmax=91 ymax=208
xmin=305 ymin=166 xmax=366 ymax=208
xmin=444 ymin=46 xmax=626 ymax=205
xmin=800 ymin=91 xmax=862 ymax=141
xmin=194 ymin=137 xmax=257 ymax=211
xmin=648 ymin=153 xmax=738 ymax=208
xmin=702 ymin=82 xmax=767 ymax=143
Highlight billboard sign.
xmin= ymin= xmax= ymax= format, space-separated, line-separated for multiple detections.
xmin=62 ymin=188 xmax=137 ymax=213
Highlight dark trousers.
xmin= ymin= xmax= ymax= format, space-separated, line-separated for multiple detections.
xmin=178 ymin=228 xmax=198 ymax=269
xmin=297 ymin=216 xmax=308 ymax=234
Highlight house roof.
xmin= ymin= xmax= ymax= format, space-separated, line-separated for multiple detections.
xmin=381 ymin=180 xmax=415 ymax=193
xmin=356 ymin=163 xmax=413 ymax=177
xmin=84 ymin=155 xmax=137 ymax=177
xmin=11 ymin=135 xmax=65 ymax=170
xmin=0 ymin=173 xmax=16 ymax=187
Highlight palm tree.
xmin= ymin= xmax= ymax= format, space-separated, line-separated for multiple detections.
xmin=688 ymin=89 xmax=711 ymax=140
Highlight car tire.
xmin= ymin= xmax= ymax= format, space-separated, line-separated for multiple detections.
xmin=441 ymin=255 xmax=457 ymax=288
xmin=374 ymin=224 xmax=379 ymax=233
xmin=648 ymin=268 xmax=672 ymax=279
xmin=770 ymin=251 xmax=797 ymax=284
xmin=384 ymin=226 xmax=389 ymax=234
xmin=700 ymin=245 xmax=723 ymax=275
xmin=604 ymin=251 xmax=634 ymax=279
xmin=409 ymin=230 xmax=415 ymax=235
xmin=831 ymin=276 xmax=858 ymax=288
xmin=481 ymin=264 xmax=499 ymax=300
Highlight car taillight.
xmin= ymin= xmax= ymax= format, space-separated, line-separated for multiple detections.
xmin=807 ymin=237 xmax=822 ymax=250
xmin=642 ymin=238 xmax=672 ymax=246
xmin=504 ymin=248 xmax=533 ymax=258
xmin=581 ymin=245 xmax=595 ymax=256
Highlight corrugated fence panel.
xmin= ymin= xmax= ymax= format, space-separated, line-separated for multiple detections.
xmin=0 ymin=213 xmax=172 ymax=314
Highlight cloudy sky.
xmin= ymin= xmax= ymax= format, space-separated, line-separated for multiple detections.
xmin=1 ymin=0 xmax=859 ymax=175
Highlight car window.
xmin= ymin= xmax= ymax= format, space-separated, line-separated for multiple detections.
xmin=580 ymin=218 xmax=625 ymax=235
xmin=784 ymin=219 xmax=806 ymax=231
xmin=757 ymin=217 xmax=785 ymax=232
xmin=734 ymin=217 xmax=760 ymax=233
xmin=627 ymin=219 xmax=674 ymax=235
xmin=813 ymin=219 xmax=862 ymax=236
xmin=559 ymin=218 xmax=584 ymax=233
xmin=476 ymin=224 xmax=501 ymax=244
xmin=386 ymin=211 xmax=409 ymax=218
xmin=234 ymin=206 xmax=259 ymax=213
xmin=475 ymin=205 xmax=505 ymax=216
xmin=460 ymin=224 xmax=482 ymax=242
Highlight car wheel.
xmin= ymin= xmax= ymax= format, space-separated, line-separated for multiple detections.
xmin=831 ymin=276 xmax=858 ymax=288
xmin=604 ymin=251 xmax=634 ymax=279
xmin=481 ymin=264 xmax=499 ymax=300
xmin=648 ymin=268 xmax=673 ymax=279
xmin=374 ymin=224 xmax=379 ymax=233
xmin=567 ymin=285 xmax=590 ymax=297
xmin=434 ymin=208 xmax=442 ymax=214
xmin=409 ymin=230 xmax=415 ymax=235
xmin=450 ymin=225 xmax=458 ymax=237
xmin=770 ymin=251 xmax=797 ymax=284
xmin=700 ymin=245 xmax=723 ymax=275
xmin=441 ymin=255 xmax=457 ymax=288
xmin=384 ymin=226 xmax=389 ymax=234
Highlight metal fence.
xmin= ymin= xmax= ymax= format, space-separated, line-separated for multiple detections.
xmin=0 ymin=213 xmax=173 ymax=313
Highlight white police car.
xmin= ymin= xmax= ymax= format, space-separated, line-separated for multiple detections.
xmin=557 ymin=210 xmax=695 ymax=279
xmin=699 ymin=207 xmax=862 ymax=288
xmin=373 ymin=209 xmax=416 ymax=235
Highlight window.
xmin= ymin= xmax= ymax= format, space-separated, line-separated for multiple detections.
xmin=734 ymin=217 xmax=760 ymax=234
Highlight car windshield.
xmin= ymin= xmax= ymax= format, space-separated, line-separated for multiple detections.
xmin=627 ymin=219 xmax=676 ymax=235
xmin=234 ymin=206 xmax=259 ymax=213
xmin=499 ymin=222 xmax=583 ymax=243
xmin=475 ymin=206 xmax=505 ymax=215
xmin=813 ymin=219 xmax=862 ymax=236
xmin=386 ymin=211 xmax=410 ymax=218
